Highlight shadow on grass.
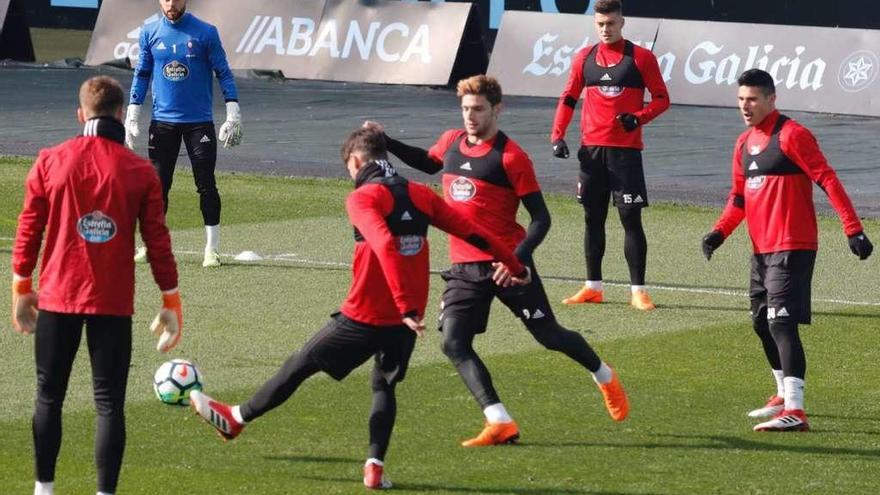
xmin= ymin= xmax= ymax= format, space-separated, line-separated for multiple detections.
xmin=525 ymin=433 xmax=880 ymax=458
xmin=263 ymin=454 xmax=360 ymax=464
xmin=299 ymin=476 xmax=665 ymax=495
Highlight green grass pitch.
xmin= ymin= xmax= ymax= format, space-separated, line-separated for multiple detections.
xmin=1 ymin=156 xmax=878 ymax=494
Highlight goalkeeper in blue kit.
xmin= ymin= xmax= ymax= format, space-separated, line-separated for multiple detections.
xmin=126 ymin=0 xmax=242 ymax=267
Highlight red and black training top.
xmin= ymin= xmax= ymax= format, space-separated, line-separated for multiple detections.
xmin=552 ymin=39 xmax=670 ymax=149
xmin=425 ymin=129 xmax=542 ymax=264
xmin=341 ymin=171 xmax=524 ymax=327
xmin=713 ymin=110 xmax=863 ymax=254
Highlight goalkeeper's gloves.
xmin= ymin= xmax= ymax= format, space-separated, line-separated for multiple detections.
xmin=218 ymin=101 xmax=243 ymax=148
xmin=848 ymin=231 xmax=873 ymax=260
xmin=151 ymin=289 xmax=183 ymax=353
xmin=11 ymin=275 xmax=38 ymax=335
xmin=124 ymin=104 xmax=141 ymax=150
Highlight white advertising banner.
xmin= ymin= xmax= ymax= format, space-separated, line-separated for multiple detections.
xmin=488 ymin=11 xmax=880 ymax=116
xmin=86 ymin=0 xmax=481 ymax=86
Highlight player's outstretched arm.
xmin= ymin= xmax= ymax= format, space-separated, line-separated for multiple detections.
xmin=363 ymin=121 xmax=442 ymax=174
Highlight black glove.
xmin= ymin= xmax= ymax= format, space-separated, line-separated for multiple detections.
xmin=702 ymin=230 xmax=725 ymax=260
xmin=552 ymin=139 xmax=570 ymax=159
xmin=617 ymin=113 xmax=640 ymax=132
xmin=848 ymin=231 xmax=873 ymax=260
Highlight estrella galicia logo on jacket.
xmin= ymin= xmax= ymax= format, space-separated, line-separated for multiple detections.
xmin=449 ymin=177 xmax=476 ymax=201
xmin=598 ymin=85 xmax=624 ymax=97
xmin=398 ymin=235 xmax=424 ymax=256
xmin=163 ymin=60 xmax=190 ymax=81
xmin=746 ymin=175 xmax=765 ymax=190
xmin=77 ymin=211 xmax=117 ymax=243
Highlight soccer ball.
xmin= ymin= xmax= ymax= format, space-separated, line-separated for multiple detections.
xmin=153 ymin=359 xmax=203 ymax=406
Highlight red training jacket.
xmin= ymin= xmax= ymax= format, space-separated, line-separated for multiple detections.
xmin=713 ymin=111 xmax=863 ymax=254
xmin=552 ymin=38 xmax=670 ymax=149
xmin=341 ymin=179 xmax=524 ymax=326
xmin=13 ymin=123 xmax=178 ymax=316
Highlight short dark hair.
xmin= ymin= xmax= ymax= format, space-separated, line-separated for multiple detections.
xmin=341 ymin=127 xmax=388 ymax=163
xmin=456 ymin=74 xmax=503 ymax=107
xmin=594 ymin=0 xmax=623 ymax=15
xmin=737 ymin=69 xmax=776 ymax=96
xmin=79 ymin=75 xmax=124 ymax=118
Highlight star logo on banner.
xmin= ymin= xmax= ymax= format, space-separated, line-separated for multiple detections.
xmin=838 ymin=50 xmax=879 ymax=93
xmin=844 ymin=57 xmax=872 ymax=87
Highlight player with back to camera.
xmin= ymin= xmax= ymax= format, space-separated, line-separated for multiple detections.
xmin=126 ymin=0 xmax=242 ymax=268
xmin=189 ymin=127 xmax=530 ymax=490
xmin=368 ymin=74 xmax=630 ymax=448
xmin=702 ymin=68 xmax=873 ymax=432
xmin=12 ymin=75 xmax=182 ymax=495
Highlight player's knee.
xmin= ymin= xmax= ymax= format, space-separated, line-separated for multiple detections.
xmin=371 ymin=372 xmax=395 ymax=393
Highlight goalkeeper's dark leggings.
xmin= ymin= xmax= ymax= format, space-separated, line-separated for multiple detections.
xmin=240 ymin=351 xmax=399 ymax=460
xmin=148 ymin=121 xmax=221 ymax=226
xmin=441 ymin=316 xmax=602 ymax=409
xmin=584 ymin=202 xmax=647 ymax=285
xmin=33 ymin=311 xmax=131 ymax=494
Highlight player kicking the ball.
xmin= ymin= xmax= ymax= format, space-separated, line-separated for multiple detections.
xmin=189 ymin=127 xmax=529 ymax=489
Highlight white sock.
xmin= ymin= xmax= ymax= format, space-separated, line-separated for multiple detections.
xmin=585 ymin=280 xmax=603 ymax=290
xmin=631 ymin=285 xmax=647 ymax=295
xmin=205 ymin=224 xmax=220 ymax=253
xmin=365 ymin=458 xmax=383 ymax=467
xmin=772 ymin=369 xmax=785 ymax=397
xmin=483 ymin=403 xmax=513 ymax=423
xmin=231 ymin=405 xmax=246 ymax=424
xmin=783 ymin=377 xmax=805 ymax=411
xmin=34 ymin=481 xmax=54 ymax=495
xmin=591 ymin=362 xmax=613 ymax=385
xmin=97 ymin=492 xmax=114 ymax=495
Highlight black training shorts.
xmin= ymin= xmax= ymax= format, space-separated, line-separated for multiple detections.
xmin=301 ymin=313 xmax=416 ymax=384
xmin=749 ymin=250 xmax=817 ymax=325
xmin=577 ymin=145 xmax=648 ymax=209
xmin=438 ymin=262 xmax=555 ymax=334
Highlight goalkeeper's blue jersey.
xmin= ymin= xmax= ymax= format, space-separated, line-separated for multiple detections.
xmin=130 ymin=12 xmax=238 ymax=124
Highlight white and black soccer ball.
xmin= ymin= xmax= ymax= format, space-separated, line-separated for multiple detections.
xmin=153 ymin=358 xmax=203 ymax=406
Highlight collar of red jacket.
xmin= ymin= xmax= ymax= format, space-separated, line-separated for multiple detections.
xmin=81 ymin=117 xmax=125 ymax=145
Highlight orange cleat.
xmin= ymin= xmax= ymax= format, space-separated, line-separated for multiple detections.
xmin=562 ymin=286 xmax=604 ymax=305
xmin=748 ymin=395 xmax=785 ymax=418
xmin=189 ymin=390 xmax=245 ymax=441
xmin=630 ymin=290 xmax=655 ymax=311
xmin=461 ymin=421 xmax=520 ymax=447
xmin=753 ymin=409 xmax=809 ymax=432
xmin=598 ymin=368 xmax=629 ymax=421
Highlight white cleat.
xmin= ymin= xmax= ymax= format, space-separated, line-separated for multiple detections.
xmin=747 ymin=395 xmax=785 ymax=418
xmin=202 ymin=249 xmax=221 ymax=268
xmin=753 ymin=409 xmax=809 ymax=432
xmin=134 ymin=246 xmax=148 ymax=263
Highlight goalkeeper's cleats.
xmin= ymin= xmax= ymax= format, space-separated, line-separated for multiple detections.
xmin=363 ymin=461 xmax=392 ymax=490
xmin=630 ymin=290 xmax=656 ymax=311
xmin=598 ymin=368 xmax=629 ymax=421
xmin=748 ymin=395 xmax=785 ymax=418
xmin=461 ymin=421 xmax=520 ymax=447
xmin=202 ymin=249 xmax=221 ymax=268
xmin=562 ymin=286 xmax=604 ymax=305
xmin=753 ymin=409 xmax=809 ymax=432
xmin=190 ymin=390 xmax=244 ymax=440
xmin=134 ymin=246 xmax=148 ymax=263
